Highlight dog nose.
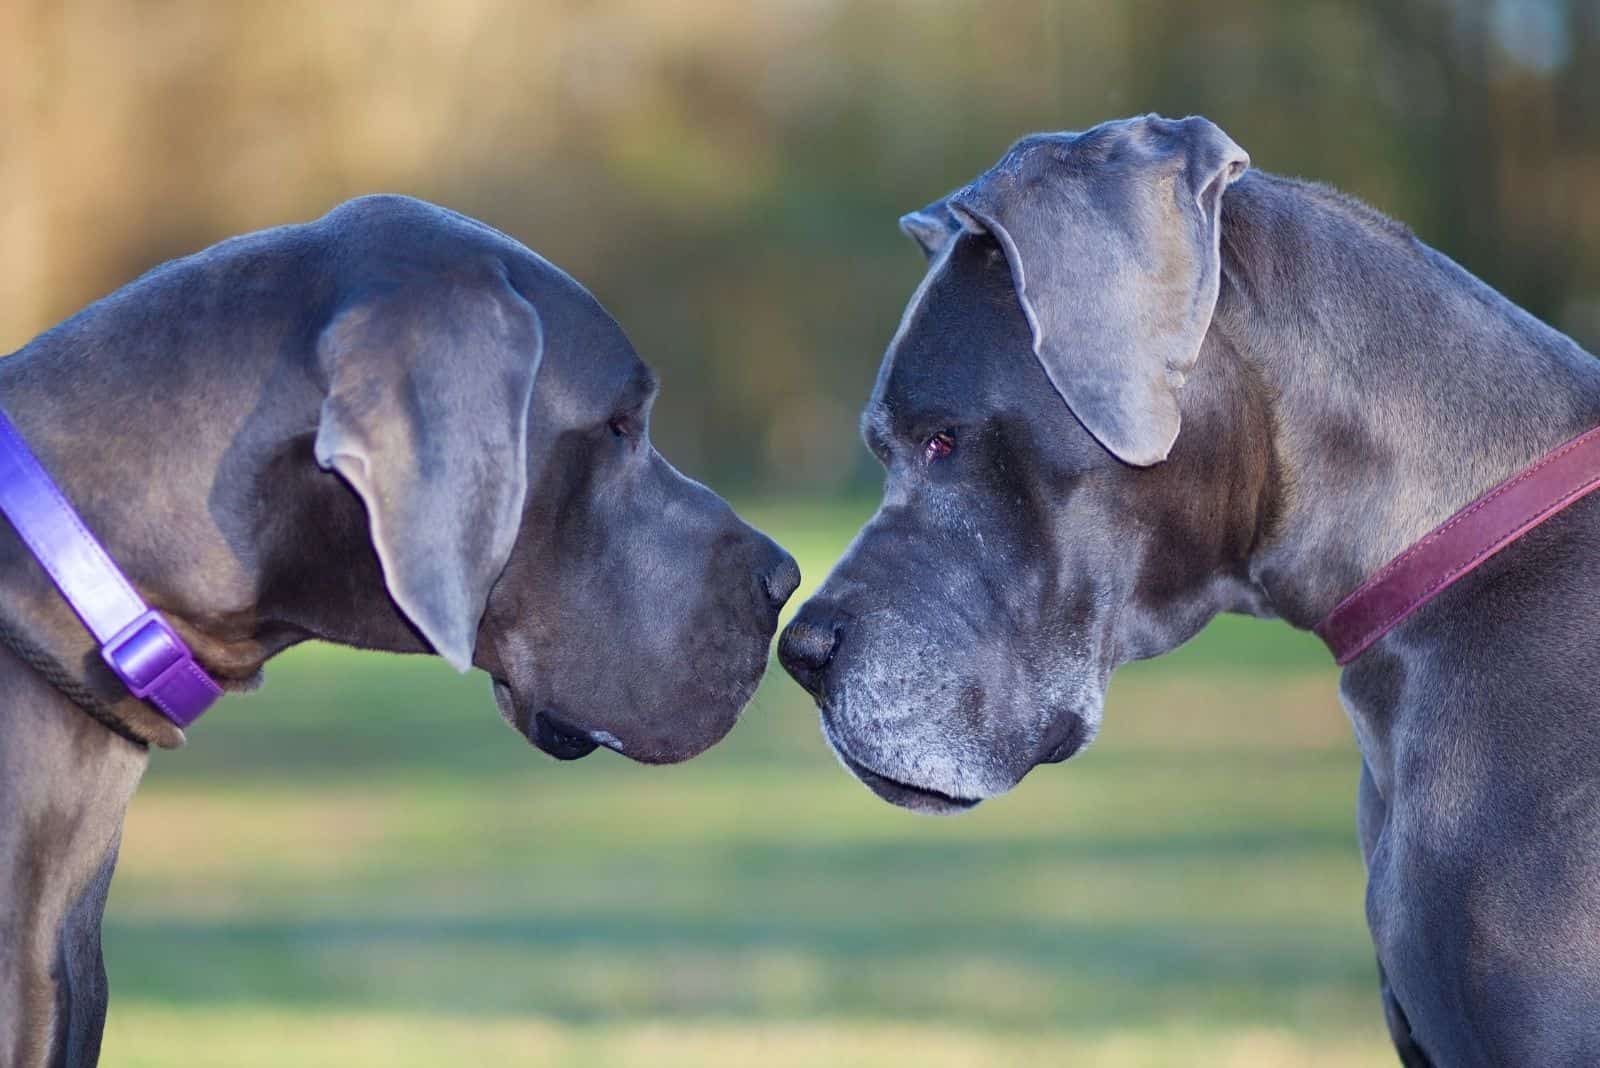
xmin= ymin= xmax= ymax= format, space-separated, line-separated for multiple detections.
xmin=778 ymin=604 xmax=843 ymax=698
xmin=757 ymin=544 xmax=801 ymax=611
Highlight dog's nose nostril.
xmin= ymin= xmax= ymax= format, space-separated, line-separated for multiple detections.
xmin=760 ymin=552 xmax=802 ymax=610
xmin=778 ymin=610 xmax=842 ymax=698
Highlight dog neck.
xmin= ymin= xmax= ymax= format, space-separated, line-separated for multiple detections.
xmin=1206 ymin=172 xmax=1600 ymax=632
xmin=1188 ymin=173 xmax=1600 ymax=798
xmin=0 ymin=326 xmax=429 ymax=747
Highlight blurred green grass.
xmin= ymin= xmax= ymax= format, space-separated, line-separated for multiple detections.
xmin=104 ymin=499 xmax=1392 ymax=1066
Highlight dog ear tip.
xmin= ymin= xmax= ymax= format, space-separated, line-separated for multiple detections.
xmin=401 ymin=596 xmax=477 ymax=672
xmin=440 ymin=645 xmax=475 ymax=674
xmin=1119 ymin=447 xmax=1168 ymax=468
xmin=426 ymin=627 xmax=477 ymax=673
xmin=1102 ymin=421 xmax=1179 ymax=468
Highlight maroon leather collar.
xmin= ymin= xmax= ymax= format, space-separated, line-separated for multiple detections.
xmin=1316 ymin=425 xmax=1600 ymax=665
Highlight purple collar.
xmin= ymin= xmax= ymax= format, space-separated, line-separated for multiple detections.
xmin=0 ymin=406 xmax=221 ymax=729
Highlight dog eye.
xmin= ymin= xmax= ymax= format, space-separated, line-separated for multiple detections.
xmin=923 ymin=431 xmax=956 ymax=463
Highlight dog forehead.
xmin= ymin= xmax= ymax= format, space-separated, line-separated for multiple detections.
xmin=524 ymin=275 xmax=647 ymax=422
xmin=871 ymin=233 xmax=1031 ymax=425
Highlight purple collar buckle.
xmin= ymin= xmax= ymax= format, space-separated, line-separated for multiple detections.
xmin=0 ymin=405 xmax=221 ymax=729
xmin=102 ymin=609 xmax=220 ymax=727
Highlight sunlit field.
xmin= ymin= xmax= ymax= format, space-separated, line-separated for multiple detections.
xmin=104 ymin=500 xmax=1394 ymax=1066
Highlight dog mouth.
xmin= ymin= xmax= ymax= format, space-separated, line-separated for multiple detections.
xmin=492 ymin=679 xmax=623 ymax=761
xmin=820 ymin=715 xmax=979 ymax=815
xmin=531 ymin=710 xmax=598 ymax=760
xmin=486 ymin=620 xmax=772 ymax=764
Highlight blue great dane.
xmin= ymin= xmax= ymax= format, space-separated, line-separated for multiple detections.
xmin=781 ymin=114 xmax=1600 ymax=1065
xmin=0 ymin=195 xmax=798 ymax=1067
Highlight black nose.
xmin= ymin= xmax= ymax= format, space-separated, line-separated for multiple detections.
xmin=778 ymin=604 xmax=843 ymax=698
xmin=758 ymin=545 xmax=802 ymax=611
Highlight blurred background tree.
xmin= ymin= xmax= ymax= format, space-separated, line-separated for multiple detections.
xmin=4 ymin=0 xmax=1597 ymax=496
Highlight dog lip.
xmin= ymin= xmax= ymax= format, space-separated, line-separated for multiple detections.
xmin=493 ymin=679 xmax=604 ymax=760
xmin=822 ymin=714 xmax=979 ymax=814
xmin=533 ymin=710 xmax=599 ymax=761
xmin=843 ymin=749 xmax=980 ymax=813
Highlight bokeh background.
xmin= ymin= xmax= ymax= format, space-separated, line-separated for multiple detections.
xmin=4 ymin=2 xmax=1599 ymax=1065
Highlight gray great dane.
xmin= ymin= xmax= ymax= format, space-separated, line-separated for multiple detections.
xmin=0 ymin=194 xmax=799 ymax=1068
xmin=780 ymin=115 xmax=1600 ymax=1065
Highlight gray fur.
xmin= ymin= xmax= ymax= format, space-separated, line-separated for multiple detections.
xmin=0 ymin=195 xmax=798 ymax=1066
xmin=782 ymin=114 xmax=1600 ymax=1064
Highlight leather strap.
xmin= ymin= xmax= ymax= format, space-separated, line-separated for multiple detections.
xmin=1316 ymin=424 xmax=1600 ymax=665
xmin=0 ymin=406 xmax=221 ymax=727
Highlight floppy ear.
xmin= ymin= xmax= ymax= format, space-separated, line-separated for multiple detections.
xmin=314 ymin=264 xmax=543 ymax=671
xmin=898 ymin=196 xmax=961 ymax=261
xmin=948 ymin=115 xmax=1248 ymax=466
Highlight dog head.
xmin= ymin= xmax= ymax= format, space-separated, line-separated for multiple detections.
xmin=314 ymin=198 xmax=797 ymax=764
xmin=779 ymin=116 xmax=1265 ymax=811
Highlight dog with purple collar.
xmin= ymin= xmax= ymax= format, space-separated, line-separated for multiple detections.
xmin=0 ymin=195 xmax=798 ymax=1068
xmin=781 ymin=114 xmax=1600 ymax=1066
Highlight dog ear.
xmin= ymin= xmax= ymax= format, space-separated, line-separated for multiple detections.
xmin=948 ymin=115 xmax=1248 ymax=466
xmin=314 ymin=265 xmax=543 ymax=671
xmin=898 ymin=196 xmax=961 ymax=261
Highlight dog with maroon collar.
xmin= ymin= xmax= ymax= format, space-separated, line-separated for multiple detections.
xmin=0 ymin=195 xmax=798 ymax=1068
xmin=780 ymin=115 xmax=1600 ymax=1066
